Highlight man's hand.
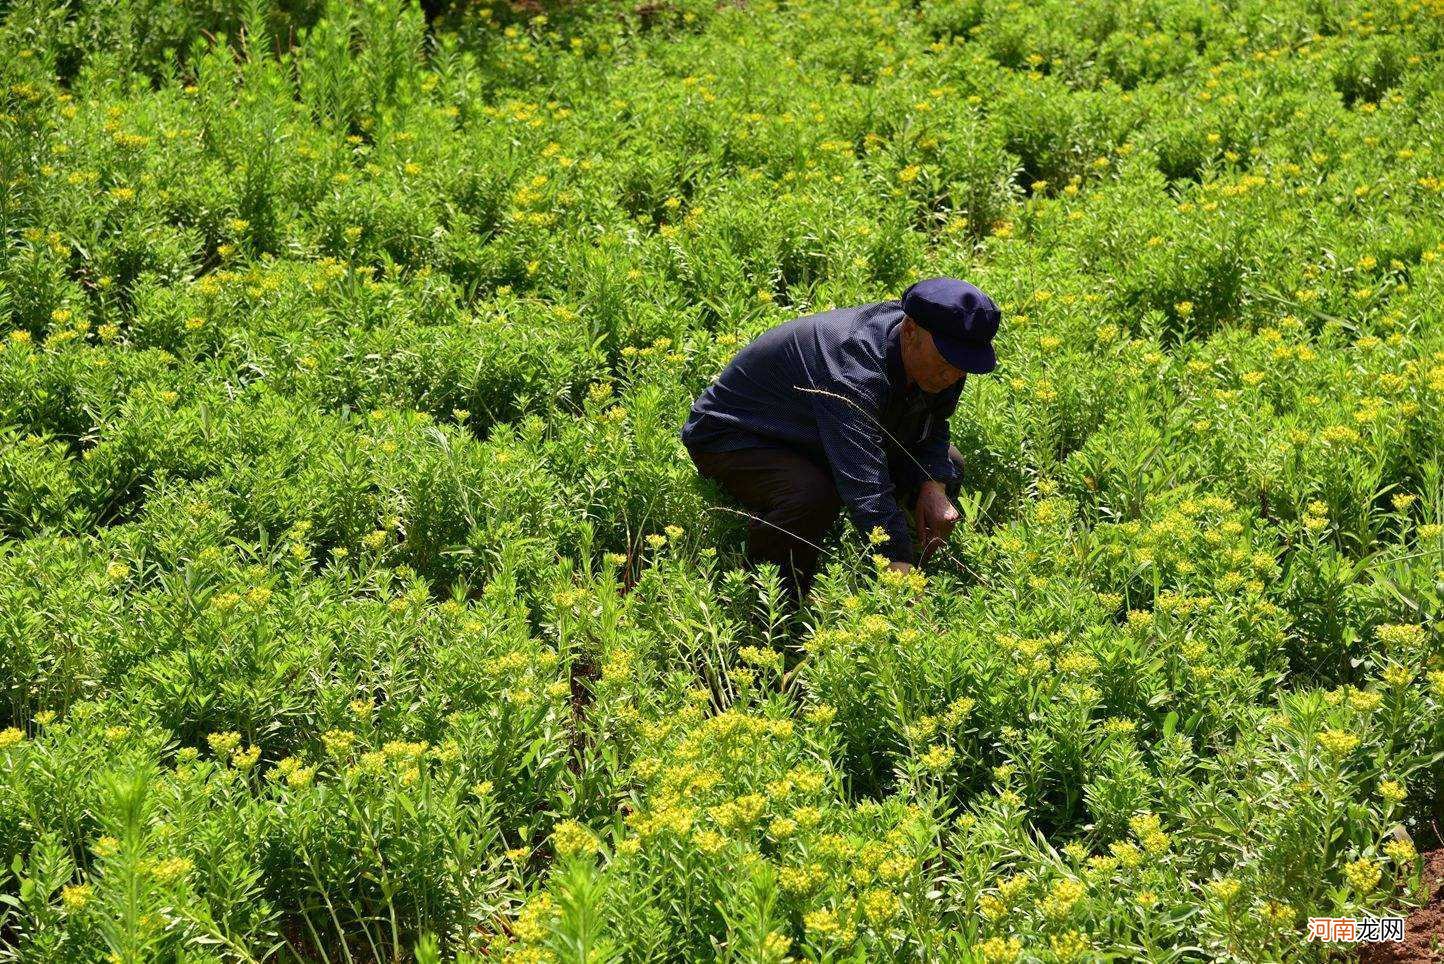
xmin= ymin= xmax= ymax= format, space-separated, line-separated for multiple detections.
xmin=887 ymin=559 xmax=913 ymax=575
xmin=914 ymin=480 xmax=959 ymax=565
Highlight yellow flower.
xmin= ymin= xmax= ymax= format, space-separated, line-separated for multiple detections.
xmin=994 ymin=874 xmax=1028 ymax=904
xmin=1049 ymin=929 xmax=1091 ymax=961
xmin=551 ymin=819 xmax=599 ymax=859
xmin=1347 ymin=688 xmax=1383 ymax=714
xmin=804 ymin=906 xmax=840 ymax=936
xmin=1261 ymin=899 xmax=1294 ymax=926
xmin=0 ymin=728 xmax=24 ymax=749
xmin=1207 ymin=877 xmax=1241 ymax=903
xmin=232 ymin=745 xmax=260 ymax=770
xmin=1379 ymin=780 xmax=1407 ymax=804
xmin=61 ymin=884 xmax=92 ymax=910
xmin=1381 ymin=664 xmax=1414 ymax=687
xmin=756 ymin=931 xmax=790 ymax=961
xmin=285 ymin=765 xmax=315 ymax=789
xmin=1132 ymin=817 xmax=1170 ymax=855
xmin=320 ymin=731 xmax=355 ymax=760
xmin=739 ymin=645 xmax=783 ymax=673
xmin=694 ymin=830 xmax=727 ymax=856
xmin=207 ymin=731 xmax=241 ymax=757
xmin=1043 ymin=877 xmax=1086 ymax=918
xmin=979 ymin=935 xmax=1022 ymax=963
xmin=1109 ymin=840 xmax=1142 ymax=868
xmin=1385 ymin=838 xmax=1417 ymax=863
xmin=920 ymin=744 xmax=954 ymax=771
xmin=861 ymin=887 xmax=900 ymax=924
xmin=1317 ymin=727 xmax=1360 ymax=758
xmin=806 ymin=703 xmax=837 ymax=726
xmin=1344 ymin=857 xmax=1381 ymax=892
xmin=511 ymin=892 xmax=556 ymax=944
xmin=148 ymin=856 xmax=194 ymax=884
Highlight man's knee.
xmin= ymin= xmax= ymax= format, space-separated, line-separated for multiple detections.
xmin=694 ymin=445 xmax=839 ymax=547
xmin=774 ymin=475 xmax=840 ymax=530
xmin=764 ymin=466 xmax=838 ymax=543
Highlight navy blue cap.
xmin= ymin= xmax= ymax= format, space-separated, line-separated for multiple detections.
xmin=900 ymin=277 xmax=1001 ymax=374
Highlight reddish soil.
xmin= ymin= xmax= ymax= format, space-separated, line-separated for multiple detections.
xmin=1359 ymin=849 xmax=1444 ymax=963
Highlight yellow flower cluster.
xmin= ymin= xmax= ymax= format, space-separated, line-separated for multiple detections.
xmin=510 ymin=892 xmax=557 ymax=946
xmin=710 ymin=793 xmax=767 ymax=831
xmin=978 ymin=935 xmax=1022 ymax=963
xmin=551 ymin=819 xmax=599 ymax=859
xmin=1128 ymin=812 xmax=1170 ymax=854
xmin=803 ymin=907 xmax=856 ymax=944
xmin=1384 ymin=834 xmax=1417 ymax=863
xmin=1317 ymin=727 xmax=1360 ymax=758
xmin=61 ymin=883 xmax=92 ymax=911
xmin=779 ymin=862 xmax=827 ymax=896
xmin=1343 ymin=857 xmax=1381 ymax=892
xmin=738 ymin=645 xmax=783 ymax=673
xmin=272 ymin=756 xmax=315 ymax=789
xmin=1375 ymin=623 xmax=1425 ymax=649
xmin=1049 ymin=929 xmax=1092 ymax=961
xmin=145 ymin=856 xmax=194 ymax=884
xmin=1207 ymin=877 xmax=1242 ymax=903
xmin=1042 ymin=877 xmax=1086 ymax=918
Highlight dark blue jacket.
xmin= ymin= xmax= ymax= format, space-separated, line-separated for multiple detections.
xmin=680 ymin=300 xmax=964 ymax=564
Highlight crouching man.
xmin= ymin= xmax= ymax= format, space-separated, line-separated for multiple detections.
xmin=680 ymin=277 xmax=1002 ymax=605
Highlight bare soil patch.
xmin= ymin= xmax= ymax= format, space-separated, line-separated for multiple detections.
xmin=1359 ymin=849 xmax=1444 ymax=963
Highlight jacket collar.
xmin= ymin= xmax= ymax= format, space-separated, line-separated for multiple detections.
xmin=886 ymin=316 xmax=910 ymax=390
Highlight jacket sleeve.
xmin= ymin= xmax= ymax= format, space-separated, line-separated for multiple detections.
xmin=807 ymin=381 xmax=915 ymax=565
xmin=909 ymin=378 xmax=964 ymax=487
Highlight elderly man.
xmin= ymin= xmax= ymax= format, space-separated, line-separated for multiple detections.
xmin=681 ymin=276 xmax=1002 ymax=605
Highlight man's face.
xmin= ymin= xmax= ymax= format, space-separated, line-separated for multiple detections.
xmin=901 ymin=316 xmax=966 ymax=394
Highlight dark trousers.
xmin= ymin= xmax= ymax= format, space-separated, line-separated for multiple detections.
xmin=688 ymin=443 xmax=966 ymax=605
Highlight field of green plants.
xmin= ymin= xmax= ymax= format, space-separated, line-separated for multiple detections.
xmin=2 ymin=0 xmax=1443 ymax=959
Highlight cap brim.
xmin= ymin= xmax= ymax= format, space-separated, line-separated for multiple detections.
xmin=933 ymin=333 xmax=997 ymax=374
